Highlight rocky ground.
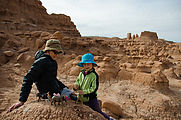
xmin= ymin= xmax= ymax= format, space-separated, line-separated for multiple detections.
xmin=0 ymin=34 xmax=181 ymax=120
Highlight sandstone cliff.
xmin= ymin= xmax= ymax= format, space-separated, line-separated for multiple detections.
xmin=0 ymin=0 xmax=81 ymax=37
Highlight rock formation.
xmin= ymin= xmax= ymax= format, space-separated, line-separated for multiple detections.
xmin=127 ymin=33 xmax=131 ymax=40
xmin=140 ymin=31 xmax=158 ymax=40
xmin=0 ymin=0 xmax=81 ymax=37
xmin=135 ymin=34 xmax=139 ymax=38
xmin=0 ymin=0 xmax=181 ymax=120
xmin=132 ymin=34 xmax=135 ymax=39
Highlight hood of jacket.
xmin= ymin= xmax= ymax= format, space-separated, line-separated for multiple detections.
xmin=34 ymin=50 xmax=46 ymax=60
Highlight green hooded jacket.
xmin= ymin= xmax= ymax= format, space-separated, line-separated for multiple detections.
xmin=75 ymin=68 xmax=99 ymax=102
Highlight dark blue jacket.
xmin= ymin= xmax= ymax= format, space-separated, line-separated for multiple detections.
xmin=19 ymin=50 xmax=66 ymax=102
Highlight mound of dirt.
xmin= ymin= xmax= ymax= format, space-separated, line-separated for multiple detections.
xmin=1 ymin=101 xmax=105 ymax=120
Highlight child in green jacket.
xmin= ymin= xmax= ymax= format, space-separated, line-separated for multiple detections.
xmin=73 ymin=53 xmax=113 ymax=120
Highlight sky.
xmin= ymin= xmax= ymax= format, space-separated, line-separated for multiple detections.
xmin=40 ymin=0 xmax=181 ymax=42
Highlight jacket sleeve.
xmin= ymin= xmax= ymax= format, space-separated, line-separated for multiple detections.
xmin=56 ymin=79 xmax=67 ymax=90
xmin=19 ymin=58 xmax=45 ymax=102
xmin=82 ymin=74 xmax=99 ymax=95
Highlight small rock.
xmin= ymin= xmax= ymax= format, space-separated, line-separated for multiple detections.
xmin=3 ymin=50 xmax=14 ymax=57
xmin=17 ymin=53 xmax=24 ymax=61
xmin=14 ymin=63 xmax=21 ymax=67
xmin=89 ymin=114 xmax=93 ymax=118
xmin=103 ymin=57 xmax=111 ymax=62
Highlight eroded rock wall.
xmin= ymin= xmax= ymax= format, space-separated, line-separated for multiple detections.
xmin=0 ymin=0 xmax=81 ymax=37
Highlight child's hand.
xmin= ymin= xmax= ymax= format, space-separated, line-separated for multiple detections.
xmin=72 ymin=91 xmax=77 ymax=95
xmin=73 ymin=84 xmax=79 ymax=91
xmin=77 ymin=90 xmax=84 ymax=95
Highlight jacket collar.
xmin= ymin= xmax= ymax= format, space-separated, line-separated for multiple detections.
xmin=81 ymin=68 xmax=95 ymax=75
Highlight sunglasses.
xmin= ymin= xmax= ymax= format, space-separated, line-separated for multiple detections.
xmin=53 ymin=51 xmax=61 ymax=55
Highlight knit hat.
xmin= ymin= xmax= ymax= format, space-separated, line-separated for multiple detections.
xmin=43 ymin=39 xmax=63 ymax=53
xmin=78 ymin=53 xmax=97 ymax=67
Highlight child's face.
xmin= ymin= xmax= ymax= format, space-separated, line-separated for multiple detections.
xmin=83 ymin=63 xmax=93 ymax=71
xmin=49 ymin=51 xmax=59 ymax=60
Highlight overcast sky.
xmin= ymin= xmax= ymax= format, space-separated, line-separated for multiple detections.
xmin=40 ymin=0 xmax=181 ymax=42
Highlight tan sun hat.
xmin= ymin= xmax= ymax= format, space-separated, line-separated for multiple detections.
xmin=43 ymin=39 xmax=63 ymax=53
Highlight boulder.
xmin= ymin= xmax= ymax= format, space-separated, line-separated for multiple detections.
xmin=50 ymin=31 xmax=64 ymax=40
xmin=102 ymin=100 xmax=123 ymax=116
xmin=35 ymin=38 xmax=45 ymax=49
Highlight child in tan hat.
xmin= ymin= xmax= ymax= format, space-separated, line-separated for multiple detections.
xmin=8 ymin=39 xmax=74 ymax=112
